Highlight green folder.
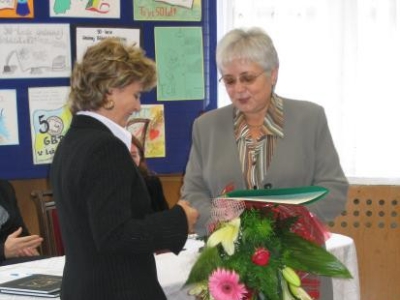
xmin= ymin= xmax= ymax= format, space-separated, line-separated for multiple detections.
xmin=224 ymin=186 xmax=329 ymax=205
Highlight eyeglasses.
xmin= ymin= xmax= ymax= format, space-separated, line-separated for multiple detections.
xmin=219 ymin=71 xmax=266 ymax=87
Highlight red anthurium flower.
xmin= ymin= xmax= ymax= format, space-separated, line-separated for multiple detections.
xmin=251 ymin=248 xmax=270 ymax=266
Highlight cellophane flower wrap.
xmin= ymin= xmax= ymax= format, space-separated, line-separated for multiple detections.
xmin=185 ymin=197 xmax=352 ymax=300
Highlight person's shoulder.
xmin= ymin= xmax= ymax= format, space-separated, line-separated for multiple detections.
xmin=282 ymin=97 xmax=323 ymax=112
xmin=280 ymin=96 xmax=325 ymax=120
xmin=67 ymin=116 xmax=124 ymax=148
xmin=195 ymin=105 xmax=234 ymax=125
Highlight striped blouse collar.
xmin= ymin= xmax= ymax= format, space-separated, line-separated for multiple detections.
xmin=234 ymin=93 xmax=284 ymax=138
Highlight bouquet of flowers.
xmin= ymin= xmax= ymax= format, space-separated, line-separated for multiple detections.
xmin=185 ymin=187 xmax=352 ymax=300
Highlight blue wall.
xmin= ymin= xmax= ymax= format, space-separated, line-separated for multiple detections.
xmin=0 ymin=1 xmax=218 ymax=179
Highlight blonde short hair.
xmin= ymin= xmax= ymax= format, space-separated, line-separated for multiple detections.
xmin=68 ymin=38 xmax=157 ymax=114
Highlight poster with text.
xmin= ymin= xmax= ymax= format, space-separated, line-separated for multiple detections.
xmin=127 ymin=105 xmax=165 ymax=158
xmin=155 ymin=27 xmax=204 ymax=101
xmin=0 ymin=24 xmax=71 ymax=79
xmin=134 ymin=0 xmax=201 ymax=21
xmin=0 ymin=90 xmax=19 ymax=146
xmin=50 ymin=0 xmax=120 ymax=18
xmin=0 ymin=0 xmax=34 ymax=18
xmin=75 ymin=26 xmax=141 ymax=62
xmin=29 ymin=87 xmax=72 ymax=165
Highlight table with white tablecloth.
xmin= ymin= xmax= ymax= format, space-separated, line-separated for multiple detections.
xmin=0 ymin=233 xmax=359 ymax=300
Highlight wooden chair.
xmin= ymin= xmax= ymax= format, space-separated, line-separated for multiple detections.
xmin=31 ymin=190 xmax=64 ymax=257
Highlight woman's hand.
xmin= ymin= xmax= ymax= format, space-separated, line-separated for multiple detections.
xmin=4 ymin=227 xmax=43 ymax=259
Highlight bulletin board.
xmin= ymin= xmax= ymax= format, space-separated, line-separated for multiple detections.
xmin=0 ymin=0 xmax=218 ymax=180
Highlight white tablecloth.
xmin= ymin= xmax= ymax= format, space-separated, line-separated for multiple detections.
xmin=326 ymin=234 xmax=360 ymax=300
xmin=0 ymin=234 xmax=359 ymax=300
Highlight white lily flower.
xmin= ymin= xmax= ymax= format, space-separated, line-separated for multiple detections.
xmin=281 ymin=280 xmax=296 ymax=300
xmin=288 ymin=284 xmax=313 ymax=300
xmin=207 ymin=218 xmax=241 ymax=255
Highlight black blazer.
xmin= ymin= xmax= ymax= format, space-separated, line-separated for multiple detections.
xmin=145 ymin=176 xmax=169 ymax=212
xmin=50 ymin=115 xmax=188 ymax=300
xmin=0 ymin=180 xmax=31 ymax=264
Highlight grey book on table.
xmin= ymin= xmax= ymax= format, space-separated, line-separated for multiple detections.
xmin=0 ymin=274 xmax=62 ymax=297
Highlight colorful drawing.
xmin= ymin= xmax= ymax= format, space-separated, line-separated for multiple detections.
xmin=0 ymin=0 xmax=34 ymax=18
xmin=126 ymin=105 xmax=165 ymax=158
xmin=126 ymin=118 xmax=150 ymax=149
xmin=50 ymin=0 xmax=119 ymax=18
xmin=53 ymin=0 xmax=71 ymax=14
xmin=29 ymin=86 xmax=71 ymax=165
xmin=86 ymin=0 xmax=110 ymax=13
xmin=133 ymin=0 xmax=201 ymax=21
xmin=31 ymin=106 xmax=72 ymax=164
xmin=0 ymin=90 xmax=19 ymax=146
xmin=0 ymin=109 xmax=9 ymax=143
xmin=16 ymin=0 xmax=30 ymax=16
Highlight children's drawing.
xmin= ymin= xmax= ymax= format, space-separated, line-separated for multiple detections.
xmin=0 ymin=90 xmax=19 ymax=146
xmin=31 ymin=106 xmax=72 ymax=164
xmin=50 ymin=0 xmax=119 ymax=18
xmin=134 ymin=0 xmax=201 ymax=21
xmin=126 ymin=118 xmax=150 ymax=149
xmin=16 ymin=0 xmax=30 ymax=16
xmin=155 ymin=0 xmax=194 ymax=9
xmin=3 ymin=47 xmax=68 ymax=75
xmin=0 ymin=0 xmax=34 ymax=18
xmin=0 ymin=24 xmax=71 ymax=79
xmin=127 ymin=105 xmax=165 ymax=158
xmin=0 ymin=109 xmax=10 ymax=144
xmin=29 ymin=86 xmax=71 ymax=164
xmin=155 ymin=27 xmax=205 ymax=100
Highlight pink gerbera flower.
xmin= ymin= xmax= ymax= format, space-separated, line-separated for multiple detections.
xmin=208 ymin=268 xmax=247 ymax=300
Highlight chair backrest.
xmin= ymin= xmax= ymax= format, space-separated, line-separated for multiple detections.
xmin=31 ymin=190 xmax=64 ymax=256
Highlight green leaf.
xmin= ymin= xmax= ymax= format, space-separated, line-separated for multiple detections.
xmin=256 ymin=267 xmax=281 ymax=300
xmin=281 ymin=232 xmax=352 ymax=278
xmin=184 ymin=247 xmax=222 ymax=285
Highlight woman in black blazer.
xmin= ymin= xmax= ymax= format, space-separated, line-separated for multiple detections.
xmin=50 ymin=38 xmax=198 ymax=300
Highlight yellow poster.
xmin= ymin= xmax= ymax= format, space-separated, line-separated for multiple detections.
xmin=126 ymin=105 xmax=165 ymax=158
xmin=28 ymin=87 xmax=72 ymax=165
